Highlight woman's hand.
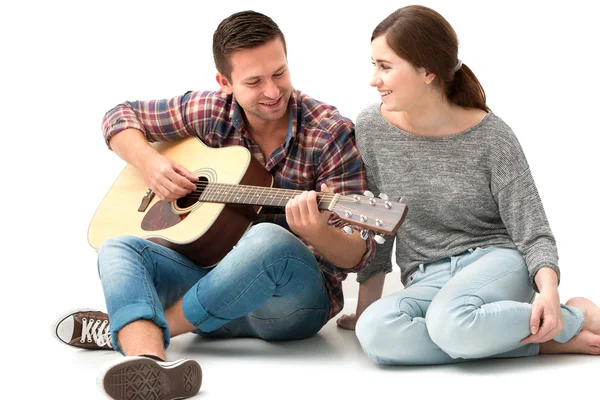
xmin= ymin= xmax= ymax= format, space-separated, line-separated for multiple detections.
xmin=337 ymin=313 xmax=359 ymax=330
xmin=521 ymin=267 xmax=563 ymax=344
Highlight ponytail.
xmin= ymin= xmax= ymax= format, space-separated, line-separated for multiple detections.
xmin=447 ymin=63 xmax=489 ymax=112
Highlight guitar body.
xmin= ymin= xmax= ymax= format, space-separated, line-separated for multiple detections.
xmin=87 ymin=136 xmax=273 ymax=267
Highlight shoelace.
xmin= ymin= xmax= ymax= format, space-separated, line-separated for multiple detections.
xmin=81 ymin=317 xmax=112 ymax=348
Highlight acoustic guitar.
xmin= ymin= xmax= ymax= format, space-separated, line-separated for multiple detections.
xmin=88 ymin=136 xmax=407 ymax=267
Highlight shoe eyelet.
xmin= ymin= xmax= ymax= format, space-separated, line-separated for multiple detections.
xmin=82 ymin=318 xmax=86 ymax=322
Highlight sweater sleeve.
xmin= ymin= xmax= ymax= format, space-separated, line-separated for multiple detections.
xmin=492 ymin=131 xmax=559 ymax=292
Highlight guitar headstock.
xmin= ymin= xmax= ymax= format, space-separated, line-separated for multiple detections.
xmin=331 ymin=192 xmax=407 ymax=236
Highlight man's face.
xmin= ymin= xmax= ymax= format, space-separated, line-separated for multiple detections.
xmin=218 ymin=38 xmax=292 ymax=124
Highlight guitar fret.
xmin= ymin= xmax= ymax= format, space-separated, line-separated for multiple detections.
xmin=199 ymin=184 xmax=310 ymax=206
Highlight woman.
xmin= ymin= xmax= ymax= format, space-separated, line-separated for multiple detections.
xmin=348 ymin=5 xmax=600 ymax=365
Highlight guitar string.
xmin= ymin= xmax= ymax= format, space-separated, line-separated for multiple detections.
xmin=173 ymin=182 xmax=399 ymax=227
xmin=172 ymin=182 xmax=373 ymax=204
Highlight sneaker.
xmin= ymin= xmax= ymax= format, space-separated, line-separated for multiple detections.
xmin=53 ymin=309 xmax=113 ymax=350
xmin=98 ymin=356 xmax=202 ymax=400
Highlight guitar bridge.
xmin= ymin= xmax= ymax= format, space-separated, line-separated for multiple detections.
xmin=138 ymin=189 xmax=155 ymax=212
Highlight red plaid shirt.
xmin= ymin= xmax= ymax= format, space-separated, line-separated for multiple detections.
xmin=102 ymin=89 xmax=376 ymax=320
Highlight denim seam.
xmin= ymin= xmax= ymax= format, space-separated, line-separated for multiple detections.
xmin=249 ymin=307 xmax=327 ymax=323
xmin=464 ymin=261 xmax=527 ymax=307
xmin=146 ymin=243 xmax=206 ymax=272
xmin=395 ymin=295 xmax=431 ymax=318
xmin=137 ymin=245 xmax=159 ymax=323
xmin=210 ymin=255 xmax=321 ymax=315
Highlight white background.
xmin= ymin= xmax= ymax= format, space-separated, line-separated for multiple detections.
xmin=1 ymin=1 xmax=599 ymax=399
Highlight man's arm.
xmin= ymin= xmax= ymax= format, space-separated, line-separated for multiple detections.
xmin=285 ymin=184 xmax=367 ymax=268
xmin=286 ymin=120 xmax=375 ymax=270
xmin=101 ymin=92 xmax=216 ymax=201
xmin=109 ymin=128 xmax=197 ymax=202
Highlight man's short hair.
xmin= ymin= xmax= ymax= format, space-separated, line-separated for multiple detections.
xmin=213 ymin=10 xmax=287 ymax=81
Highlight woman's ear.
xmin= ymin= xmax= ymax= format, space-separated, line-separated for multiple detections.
xmin=423 ymin=69 xmax=436 ymax=85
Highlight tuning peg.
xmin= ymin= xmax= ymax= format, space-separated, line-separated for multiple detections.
xmin=360 ymin=229 xmax=369 ymax=240
xmin=343 ymin=226 xmax=353 ymax=235
xmin=379 ymin=193 xmax=389 ymax=200
xmin=363 ymin=190 xmax=375 ymax=198
xmin=374 ymin=235 xmax=386 ymax=244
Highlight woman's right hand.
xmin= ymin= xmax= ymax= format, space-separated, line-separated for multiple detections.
xmin=140 ymin=152 xmax=198 ymax=202
xmin=336 ymin=313 xmax=359 ymax=330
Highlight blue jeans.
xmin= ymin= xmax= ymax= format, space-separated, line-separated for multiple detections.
xmin=355 ymin=246 xmax=584 ymax=365
xmin=97 ymin=223 xmax=330 ymax=354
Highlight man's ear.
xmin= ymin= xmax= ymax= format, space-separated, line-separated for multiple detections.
xmin=216 ymin=72 xmax=233 ymax=94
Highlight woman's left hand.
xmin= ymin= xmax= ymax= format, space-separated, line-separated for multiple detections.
xmin=521 ymin=287 xmax=563 ymax=344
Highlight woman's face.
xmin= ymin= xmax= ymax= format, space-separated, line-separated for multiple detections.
xmin=370 ymin=35 xmax=433 ymax=113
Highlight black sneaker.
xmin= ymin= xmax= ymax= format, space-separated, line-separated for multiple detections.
xmin=98 ymin=356 xmax=202 ymax=400
xmin=53 ymin=309 xmax=113 ymax=350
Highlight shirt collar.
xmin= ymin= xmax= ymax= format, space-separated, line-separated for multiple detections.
xmin=229 ymin=90 xmax=299 ymax=149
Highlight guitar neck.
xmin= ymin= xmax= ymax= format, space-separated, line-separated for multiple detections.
xmin=198 ymin=183 xmax=337 ymax=210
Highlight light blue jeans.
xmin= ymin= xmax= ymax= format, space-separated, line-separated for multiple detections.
xmin=355 ymin=246 xmax=584 ymax=365
xmin=97 ymin=223 xmax=330 ymax=354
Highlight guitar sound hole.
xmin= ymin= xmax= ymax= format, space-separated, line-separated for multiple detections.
xmin=175 ymin=176 xmax=208 ymax=209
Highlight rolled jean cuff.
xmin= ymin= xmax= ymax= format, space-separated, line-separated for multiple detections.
xmin=109 ymin=303 xmax=170 ymax=354
xmin=182 ymin=290 xmax=231 ymax=333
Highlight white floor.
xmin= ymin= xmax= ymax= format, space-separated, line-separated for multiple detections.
xmin=4 ymin=2 xmax=599 ymax=398
xmin=27 ymin=270 xmax=596 ymax=400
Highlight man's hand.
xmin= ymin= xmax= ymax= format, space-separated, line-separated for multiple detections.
xmin=140 ymin=152 xmax=198 ymax=202
xmin=285 ymin=183 xmax=332 ymax=243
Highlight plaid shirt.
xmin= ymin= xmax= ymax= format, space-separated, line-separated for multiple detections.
xmin=102 ymin=89 xmax=376 ymax=320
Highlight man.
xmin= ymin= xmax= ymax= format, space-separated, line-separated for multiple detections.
xmin=53 ymin=10 xmax=375 ymax=400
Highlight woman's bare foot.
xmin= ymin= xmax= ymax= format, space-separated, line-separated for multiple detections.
xmin=336 ymin=313 xmax=358 ymax=330
xmin=566 ymin=297 xmax=600 ymax=334
xmin=539 ymin=297 xmax=600 ymax=355
xmin=539 ymin=329 xmax=600 ymax=354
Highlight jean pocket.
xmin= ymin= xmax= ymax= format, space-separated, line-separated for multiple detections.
xmin=404 ymin=269 xmax=422 ymax=288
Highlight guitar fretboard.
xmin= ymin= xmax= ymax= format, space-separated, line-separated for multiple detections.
xmin=198 ymin=183 xmax=336 ymax=210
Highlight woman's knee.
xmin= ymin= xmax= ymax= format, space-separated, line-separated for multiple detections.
xmin=355 ymin=302 xmax=389 ymax=362
xmin=355 ymin=299 xmax=417 ymax=364
xmin=426 ymin=300 xmax=483 ymax=359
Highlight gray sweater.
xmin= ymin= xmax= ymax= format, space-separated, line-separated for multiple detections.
xmin=355 ymin=103 xmax=559 ymax=291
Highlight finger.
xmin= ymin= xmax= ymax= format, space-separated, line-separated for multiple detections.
xmin=296 ymin=191 xmax=310 ymax=222
xmin=154 ymin=184 xmax=173 ymax=202
xmin=167 ymin=170 xmax=197 ymax=193
xmin=537 ymin=328 xmax=561 ymax=344
xmin=532 ymin=319 xmax=555 ymax=343
xmin=336 ymin=314 xmax=356 ymax=325
xmin=164 ymin=178 xmax=191 ymax=198
xmin=173 ymin=164 xmax=199 ymax=190
xmin=537 ymin=320 xmax=563 ymax=344
xmin=285 ymin=197 xmax=299 ymax=225
xmin=320 ymin=183 xmax=330 ymax=192
xmin=522 ymin=317 xmax=556 ymax=344
xmin=521 ymin=307 xmax=542 ymax=344
xmin=174 ymin=163 xmax=198 ymax=181
xmin=529 ymin=305 xmax=542 ymax=336
xmin=306 ymin=190 xmax=321 ymax=220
